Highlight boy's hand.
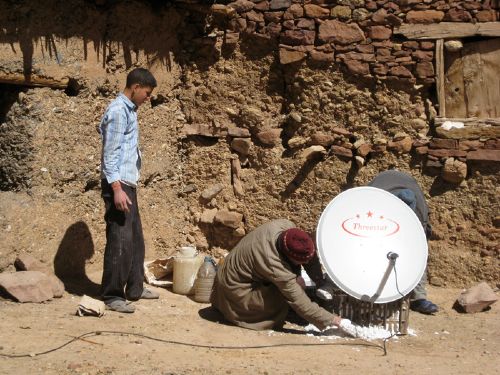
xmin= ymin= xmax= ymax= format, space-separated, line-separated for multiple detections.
xmin=112 ymin=182 xmax=132 ymax=212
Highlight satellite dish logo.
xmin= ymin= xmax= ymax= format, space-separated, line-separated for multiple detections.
xmin=341 ymin=211 xmax=400 ymax=238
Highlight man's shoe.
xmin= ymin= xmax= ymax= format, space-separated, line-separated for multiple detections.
xmin=315 ymin=279 xmax=337 ymax=301
xmin=105 ymin=300 xmax=135 ymax=313
xmin=410 ymin=299 xmax=438 ymax=314
xmin=140 ymin=288 xmax=159 ymax=299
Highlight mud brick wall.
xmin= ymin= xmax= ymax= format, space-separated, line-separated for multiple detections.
xmin=219 ymin=0 xmax=499 ymax=82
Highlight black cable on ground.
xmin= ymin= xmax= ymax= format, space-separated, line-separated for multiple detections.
xmin=0 ymin=329 xmax=388 ymax=358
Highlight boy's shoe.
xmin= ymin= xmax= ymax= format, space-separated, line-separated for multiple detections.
xmin=140 ymin=288 xmax=160 ymax=299
xmin=105 ymin=299 xmax=135 ymax=313
xmin=410 ymin=299 xmax=438 ymax=314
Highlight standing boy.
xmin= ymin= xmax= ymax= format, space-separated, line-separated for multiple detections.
xmin=99 ymin=68 xmax=159 ymax=313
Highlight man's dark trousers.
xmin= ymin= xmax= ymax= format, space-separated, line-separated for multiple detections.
xmin=101 ymin=180 xmax=145 ymax=302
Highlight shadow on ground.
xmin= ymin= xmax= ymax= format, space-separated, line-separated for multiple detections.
xmin=54 ymin=221 xmax=101 ymax=297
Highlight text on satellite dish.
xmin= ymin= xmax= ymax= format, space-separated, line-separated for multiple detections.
xmin=341 ymin=211 xmax=400 ymax=238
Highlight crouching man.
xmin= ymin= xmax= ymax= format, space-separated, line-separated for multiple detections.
xmin=369 ymin=170 xmax=438 ymax=315
xmin=211 ymin=219 xmax=343 ymax=331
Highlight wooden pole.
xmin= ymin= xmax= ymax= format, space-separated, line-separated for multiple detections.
xmin=435 ymin=39 xmax=446 ymax=118
xmin=0 ymin=72 xmax=69 ymax=89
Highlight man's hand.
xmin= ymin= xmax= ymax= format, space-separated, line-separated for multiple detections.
xmin=296 ymin=276 xmax=306 ymax=290
xmin=112 ymin=182 xmax=132 ymax=212
xmin=332 ymin=315 xmax=342 ymax=327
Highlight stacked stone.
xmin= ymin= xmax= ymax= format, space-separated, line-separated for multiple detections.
xmin=414 ymin=137 xmax=500 ymax=183
xmin=300 ymin=128 xmax=499 ymax=184
xmin=306 ymin=129 xmax=413 ymax=166
xmin=221 ymin=0 xmax=499 ymax=82
xmin=402 ymin=0 xmax=498 ymax=23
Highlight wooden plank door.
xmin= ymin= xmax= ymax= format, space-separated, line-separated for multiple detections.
xmin=444 ymin=38 xmax=500 ymax=118
xmin=444 ymin=46 xmax=466 ymax=118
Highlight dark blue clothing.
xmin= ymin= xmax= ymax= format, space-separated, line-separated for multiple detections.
xmin=368 ymin=170 xmax=430 ymax=300
xmin=101 ymin=180 xmax=145 ymax=302
xmin=369 ymin=170 xmax=431 ymax=238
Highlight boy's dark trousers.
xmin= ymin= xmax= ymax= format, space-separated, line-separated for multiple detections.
xmin=101 ymin=180 xmax=145 ymax=302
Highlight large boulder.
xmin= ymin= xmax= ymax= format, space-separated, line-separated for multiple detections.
xmin=456 ymin=282 xmax=498 ymax=313
xmin=14 ymin=254 xmax=64 ymax=297
xmin=14 ymin=253 xmax=50 ymax=273
xmin=0 ymin=271 xmax=55 ymax=303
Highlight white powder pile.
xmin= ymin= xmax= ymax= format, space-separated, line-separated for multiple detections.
xmin=304 ymin=320 xmax=394 ymax=341
xmin=303 ymin=324 xmax=340 ymax=341
xmin=339 ymin=319 xmax=393 ymax=340
xmin=407 ymin=328 xmax=417 ymax=336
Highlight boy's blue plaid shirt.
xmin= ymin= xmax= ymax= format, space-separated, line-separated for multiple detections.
xmin=99 ymin=93 xmax=141 ymax=187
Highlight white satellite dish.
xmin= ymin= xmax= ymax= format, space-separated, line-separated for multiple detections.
xmin=316 ymin=186 xmax=428 ymax=303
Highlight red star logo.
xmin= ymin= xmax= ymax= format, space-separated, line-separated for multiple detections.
xmin=367 ymin=211 xmax=373 ymax=218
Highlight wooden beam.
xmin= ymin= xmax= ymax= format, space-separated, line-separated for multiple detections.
xmin=0 ymin=72 xmax=69 ymax=89
xmin=435 ymin=117 xmax=500 ymax=139
xmin=436 ymin=39 xmax=445 ymax=117
xmin=394 ymin=22 xmax=500 ymax=40
xmin=435 ymin=117 xmax=500 ymax=126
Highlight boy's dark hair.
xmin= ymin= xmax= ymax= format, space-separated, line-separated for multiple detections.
xmin=126 ymin=68 xmax=157 ymax=88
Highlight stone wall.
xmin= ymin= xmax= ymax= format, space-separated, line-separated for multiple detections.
xmin=215 ymin=0 xmax=499 ymax=82
xmin=203 ymin=0 xmax=500 ymax=186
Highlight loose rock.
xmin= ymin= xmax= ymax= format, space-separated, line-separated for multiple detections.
xmin=456 ymin=282 xmax=498 ymax=313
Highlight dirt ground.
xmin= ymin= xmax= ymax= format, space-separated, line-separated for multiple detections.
xmin=0 ymin=269 xmax=499 ymax=375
